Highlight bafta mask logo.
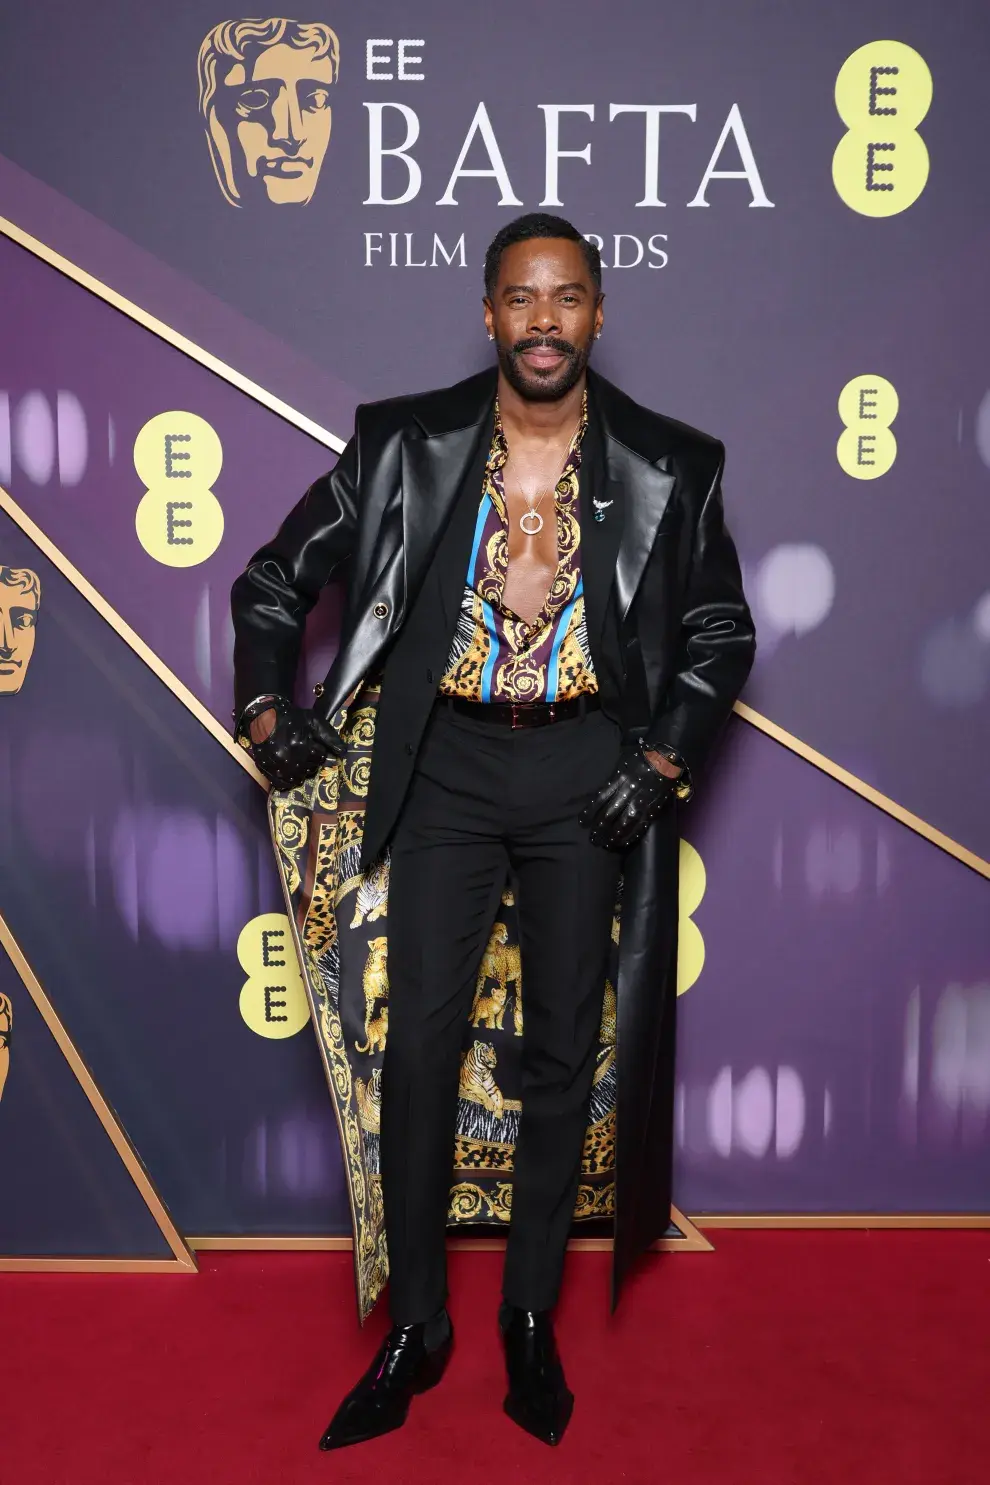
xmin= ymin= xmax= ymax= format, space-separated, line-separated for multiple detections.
xmin=198 ymin=18 xmax=340 ymax=206
xmin=0 ymin=566 xmax=40 ymax=695
xmin=0 ymin=993 xmax=9 ymax=1103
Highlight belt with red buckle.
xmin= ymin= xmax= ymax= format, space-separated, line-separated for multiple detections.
xmin=441 ymin=694 xmax=601 ymax=728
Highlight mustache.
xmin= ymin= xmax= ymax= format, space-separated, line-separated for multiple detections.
xmin=509 ymin=336 xmax=578 ymax=357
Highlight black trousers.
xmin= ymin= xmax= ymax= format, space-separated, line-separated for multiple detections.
xmin=381 ymin=701 xmax=623 ymax=1323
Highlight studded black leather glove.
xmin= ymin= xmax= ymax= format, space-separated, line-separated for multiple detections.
xmin=579 ymin=743 xmax=678 ymax=851
xmin=237 ymin=694 xmax=346 ymax=791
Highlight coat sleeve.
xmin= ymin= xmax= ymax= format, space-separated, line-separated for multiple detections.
xmin=649 ymin=444 xmax=755 ymax=781
xmin=230 ymin=418 xmax=361 ymax=723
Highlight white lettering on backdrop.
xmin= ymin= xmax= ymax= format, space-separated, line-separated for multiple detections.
xmin=360 ymin=36 xmax=775 ymax=268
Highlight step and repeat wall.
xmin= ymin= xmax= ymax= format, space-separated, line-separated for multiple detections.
xmin=1 ymin=0 xmax=988 ymax=1258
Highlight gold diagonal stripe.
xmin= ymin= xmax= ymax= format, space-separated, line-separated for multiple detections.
xmin=0 ymin=215 xmax=346 ymax=453
xmin=0 ymin=484 xmax=266 ymax=789
xmin=2 ymin=216 xmax=988 ymax=880
xmin=0 ymin=910 xmax=197 ymax=1271
xmin=734 ymin=701 xmax=990 ymax=880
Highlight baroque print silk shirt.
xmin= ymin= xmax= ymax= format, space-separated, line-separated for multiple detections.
xmin=438 ymin=395 xmax=598 ymax=704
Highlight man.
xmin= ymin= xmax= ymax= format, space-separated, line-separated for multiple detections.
xmin=231 ymin=213 xmax=755 ymax=1449
xmin=197 ymin=18 xmax=339 ymax=206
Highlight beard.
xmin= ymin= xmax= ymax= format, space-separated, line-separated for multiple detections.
xmin=496 ymin=334 xmax=593 ymax=402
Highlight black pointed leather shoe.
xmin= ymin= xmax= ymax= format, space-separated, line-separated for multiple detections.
xmin=318 ymin=1310 xmax=453 ymax=1451
xmin=499 ymin=1302 xmax=574 ymax=1446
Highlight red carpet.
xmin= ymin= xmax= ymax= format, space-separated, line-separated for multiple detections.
xmin=3 ymin=1233 xmax=988 ymax=1485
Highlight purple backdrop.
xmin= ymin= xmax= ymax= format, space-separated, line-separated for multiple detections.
xmin=1 ymin=0 xmax=988 ymax=1252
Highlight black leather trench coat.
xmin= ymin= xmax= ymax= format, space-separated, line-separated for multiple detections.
xmin=232 ymin=366 xmax=755 ymax=1303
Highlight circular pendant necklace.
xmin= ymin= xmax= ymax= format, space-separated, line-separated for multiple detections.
xmin=509 ymin=419 xmax=580 ymax=538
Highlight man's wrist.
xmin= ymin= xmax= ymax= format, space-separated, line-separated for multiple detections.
xmin=249 ymin=709 xmax=278 ymax=745
xmin=643 ymin=747 xmax=682 ymax=779
xmin=234 ymin=692 xmax=285 ymax=746
xmin=641 ymin=740 xmax=693 ymax=800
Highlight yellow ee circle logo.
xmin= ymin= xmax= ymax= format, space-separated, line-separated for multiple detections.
xmin=237 ymin=913 xmax=310 ymax=1039
xmin=134 ymin=411 xmax=224 ymax=566
xmin=833 ymin=40 xmax=932 ymax=216
xmin=837 ymin=374 xmax=898 ymax=479
xmin=677 ymin=838 xmax=706 ymax=996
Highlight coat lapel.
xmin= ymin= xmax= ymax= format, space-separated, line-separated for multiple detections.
xmin=579 ymin=392 xmax=623 ymax=656
xmin=589 ymin=372 xmax=677 ymax=623
xmin=608 ymin=442 xmax=676 ymax=621
xmin=321 ymin=373 xmax=495 ymax=720
xmin=400 ymin=372 xmax=497 ymax=624
xmin=400 ymin=426 xmax=484 ymax=624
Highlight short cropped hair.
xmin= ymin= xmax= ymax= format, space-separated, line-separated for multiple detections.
xmin=484 ymin=213 xmax=602 ymax=299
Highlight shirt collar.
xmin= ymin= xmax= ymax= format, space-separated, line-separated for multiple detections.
xmin=490 ymin=388 xmax=588 ymax=472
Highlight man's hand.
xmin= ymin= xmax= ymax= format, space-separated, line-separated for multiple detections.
xmin=579 ymin=744 xmax=679 ymax=851
xmin=243 ymin=696 xmax=346 ymax=791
